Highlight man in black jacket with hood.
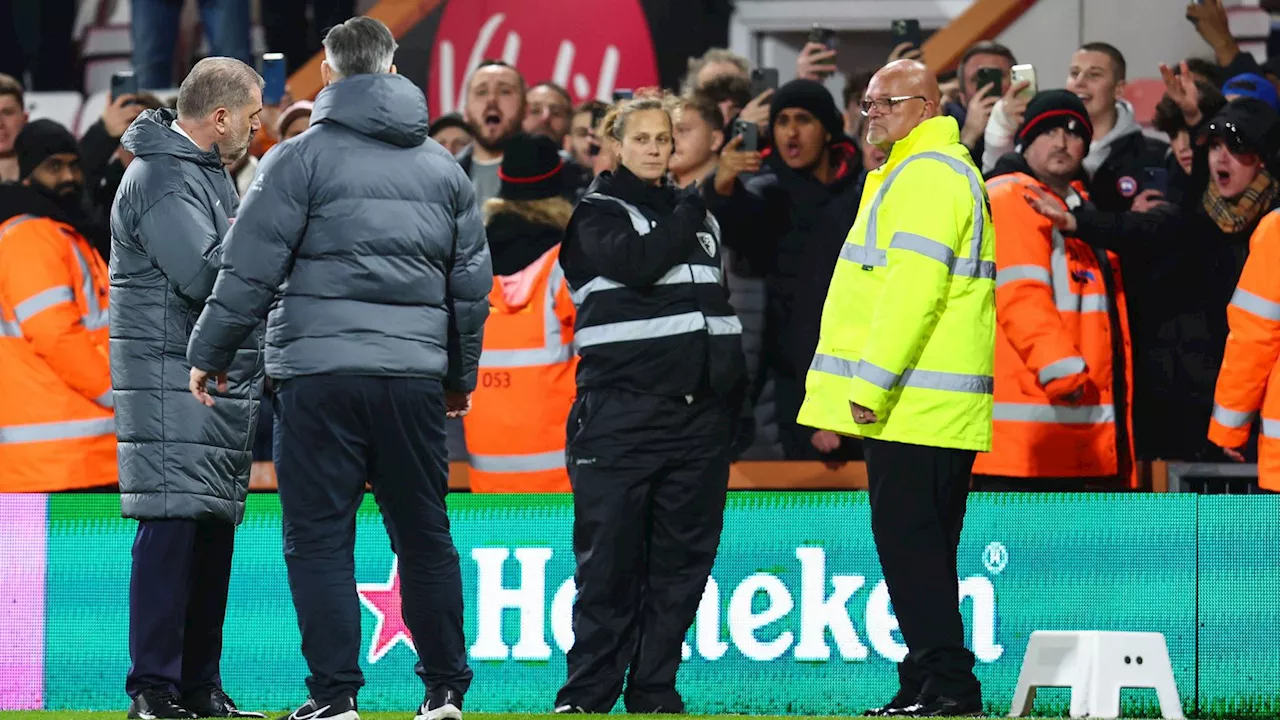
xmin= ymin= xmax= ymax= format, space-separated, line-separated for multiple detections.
xmin=186 ymin=18 xmax=490 ymax=720
xmin=706 ymin=79 xmax=865 ymax=462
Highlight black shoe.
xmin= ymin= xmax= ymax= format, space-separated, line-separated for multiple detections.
xmin=128 ymin=690 xmax=199 ymax=719
xmin=415 ymin=688 xmax=462 ymax=720
xmin=275 ymin=697 xmax=358 ymax=720
xmin=891 ymin=695 xmax=983 ymax=717
xmin=183 ymin=687 xmax=265 ymax=718
xmin=552 ymin=705 xmax=586 ymax=714
xmin=866 ymin=689 xmax=922 ymax=717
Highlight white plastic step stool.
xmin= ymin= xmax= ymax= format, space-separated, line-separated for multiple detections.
xmin=1008 ymin=631 xmax=1185 ymax=719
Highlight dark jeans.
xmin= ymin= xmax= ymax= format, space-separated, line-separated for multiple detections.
xmin=272 ymin=375 xmax=472 ymax=703
xmin=130 ymin=0 xmax=251 ymax=89
xmin=864 ymin=437 xmax=981 ymax=704
xmin=127 ymin=519 xmax=235 ymax=699
xmin=557 ymin=388 xmax=732 ymax=713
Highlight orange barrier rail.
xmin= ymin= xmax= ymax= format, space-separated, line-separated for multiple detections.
xmin=922 ymin=0 xmax=1039 ymax=74
xmin=250 ymin=460 xmax=1170 ymax=492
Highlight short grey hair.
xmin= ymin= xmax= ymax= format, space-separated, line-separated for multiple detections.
xmin=681 ymin=48 xmax=749 ymax=94
xmin=323 ymin=16 xmax=398 ymax=79
xmin=176 ymin=57 xmax=264 ymax=120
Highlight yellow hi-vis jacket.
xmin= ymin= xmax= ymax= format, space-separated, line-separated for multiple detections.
xmin=797 ymin=116 xmax=996 ymax=451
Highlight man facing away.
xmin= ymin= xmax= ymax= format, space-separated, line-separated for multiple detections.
xmin=797 ymin=59 xmax=996 ymax=718
xmin=110 ymin=57 xmax=266 ymax=719
xmin=185 ymin=17 xmax=491 ymax=720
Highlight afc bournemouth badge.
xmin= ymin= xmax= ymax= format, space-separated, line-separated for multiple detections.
xmin=696 ymin=231 xmax=717 ymax=257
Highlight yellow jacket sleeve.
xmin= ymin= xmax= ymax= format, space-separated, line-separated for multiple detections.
xmin=849 ymin=160 xmax=972 ymax=413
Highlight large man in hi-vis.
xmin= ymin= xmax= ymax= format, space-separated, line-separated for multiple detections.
xmin=797 ymin=59 xmax=996 ymax=719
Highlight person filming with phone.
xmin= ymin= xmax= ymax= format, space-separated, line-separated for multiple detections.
xmin=706 ymin=79 xmax=864 ymax=463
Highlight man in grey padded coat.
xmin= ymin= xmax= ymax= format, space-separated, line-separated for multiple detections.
xmin=109 ymin=57 xmax=266 ymax=720
xmin=185 ymin=17 xmax=491 ymax=720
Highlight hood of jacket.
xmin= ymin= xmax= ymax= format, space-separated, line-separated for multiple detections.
xmin=0 ymin=182 xmax=70 ymax=225
xmin=121 ymin=108 xmax=226 ymax=168
xmin=311 ymin=73 xmax=429 ymax=148
xmin=484 ymin=198 xmax=571 ymax=276
xmin=1084 ymin=99 xmax=1143 ymax=178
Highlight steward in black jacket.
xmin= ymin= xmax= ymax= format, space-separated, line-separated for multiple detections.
xmin=555 ymin=149 xmax=743 ymax=713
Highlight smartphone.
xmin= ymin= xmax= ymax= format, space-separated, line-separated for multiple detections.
xmin=1011 ymin=64 xmax=1037 ymax=100
xmin=750 ymin=68 xmax=779 ymax=98
xmin=808 ymin=24 xmax=837 ymax=51
xmin=890 ymin=19 xmax=922 ymax=50
xmin=262 ymin=52 xmax=287 ymax=106
xmin=110 ymin=70 xmax=138 ymax=102
xmin=974 ymin=67 xmax=1004 ymax=97
xmin=731 ymin=118 xmax=758 ymax=152
xmin=612 ymin=89 xmax=634 ymax=102
xmin=1142 ymin=167 xmax=1169 ymax=195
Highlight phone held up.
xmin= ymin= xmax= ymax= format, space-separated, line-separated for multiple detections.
xmin=110 ymin=70 xmax=138 ymax=104
xmin=612 ymin=89 xmax=634 ymax=102
xmin=262 ymin=52 xmax=287 ymax=106
xmin=890 ymin=18 xmax=922 ymax=51
xmin=750 ymin=68 xmax=779 ymax=99
xmin=1142 ymin=167 xmax=1169 ymax=196
xmin=808 ymin=23 xmax=837 ymax=51
xmin=731 ymin=118 xmax=759 ymax=152
xmin=974 ymin=67 xmax=1004 ymax=98
xmin=1011 ymin=64 xmax=1037 ymax=101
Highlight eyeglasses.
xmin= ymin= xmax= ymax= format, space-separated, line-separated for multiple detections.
xmin=860 ymin=95 xmax=927 ymax=116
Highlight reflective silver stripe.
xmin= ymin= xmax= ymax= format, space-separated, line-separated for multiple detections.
xmin=810 ymin=352 xmax=858 ymax=378
xmin=575 ymin=311 xmax=705 ymax=348
xmin=953 ymin=257 xmax=997 ymax=280
xmin=470 ymin=450 xmax=565 ymax=473
xmin=1076 ymin=294 xmax=1108 ymax=314
xmin=479 ymin=344 xmax=575 ymax=368
xmin=901 ymin=367 xmax=993 ymax=394
xmin=840 ymin=242 xmax=886 ymax=267
xmin=0 ymin=416 xmax=116 ymax=443
xmin=0 ymin=317 xmax=21 ymax=337
xmin=1038 ymin=356 xmax=1086 ymax=385
xmin=856 ymin=360 xmax=900 ymax=391
xmin=1263 ymin=418 xmax=1280 ymax=438
xmin=0 ymin=214 xmax=37 ymax=238
xmin=84 ymin=308 xmax=109 ymax=330
xmin=997 ymin=264 xmax=1053 ymax=289
xmin=985 ymin=176 xmax=1022 ymax=193
xmin=1047 ymin=229 xmax=1110 ymax=314
xmin=479 ymin=259 xmax=574 ymax=369
xmin=1212 ymin=403 xmax=1254 ymax=428
xmin=94 ymin=390 xmax=113 ymax=409
xmin=706 ymin=315 xmax=742 ymax=335
xmin=584 ymin=193 xmax=654 ymax=235
xmin=889 ymin=232 xmax=955 ymax=266
xmin=992 ymin=402 xmax=1115 ymax=425
xmin=1230 ymin=287 xmax=1280 ymax=321
xmin=810 ymin=353 xmax=990 ymax=393
xmin=69 ymin=241 xmax=102 ymax=320
xmin=13 ymin=286 xmax=75 ymax=322
xmin=570 ymin=263 xmax=722 ymax=305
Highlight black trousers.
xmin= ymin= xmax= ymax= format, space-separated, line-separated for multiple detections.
xmin=127 ymin=519 xmax=235 ymax=699
xmin=557 ymin=388 xmax=732 ymax=713
xmin=863 ymin=438 xmax=981 ymax=703
xmin=273 ymin=375 xmax=473 ymax=704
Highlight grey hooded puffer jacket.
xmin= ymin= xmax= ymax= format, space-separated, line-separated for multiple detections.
xmin=109 ymin=108 xmax=264 ymax=525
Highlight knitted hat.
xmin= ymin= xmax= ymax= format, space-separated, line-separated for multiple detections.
xmin=16 ymin=119 xmax=79 ymax=179
xmin=1223 ymin=73 xmax=1280 ymax=113
xmin=1016 ymin=90 xmax=1094 ymax=152
xmin=1205 ymin=97 xmax=1280 ymax=173
xmin=498 ymin=132 xmax=565 ymax=201
xmin=276 ymin=100 xmax=314 ymax=138
xmin=769 ymin=79 xmax=845 ymax=139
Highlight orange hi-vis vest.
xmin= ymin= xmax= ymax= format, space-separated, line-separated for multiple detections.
xmin=463 ymin=246 xmax=576 ymax=492
xmin=1209 ymin=209 xmax=1280 ymax=492
xmin=0 ymin=213 xmax=116 ymax=491
xmin=973 ymin=173 xmax=1135 ymax=484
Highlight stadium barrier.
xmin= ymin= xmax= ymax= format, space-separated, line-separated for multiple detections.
xmin=1 ymin=492 xmax=1277 ymax=717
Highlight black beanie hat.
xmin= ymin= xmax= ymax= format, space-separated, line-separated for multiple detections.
xmin=498 ymin=132 xmax=566 ymax=201
xmin=1016 ymin=90 xmax=1094 ymax=152
xmin=1205 ymin=97 xmax=1280 ymax=174
xmin=769 ymin=79 xmax=845 ymax=139
xmin=16 ymin=119 xmax=79 ymax=180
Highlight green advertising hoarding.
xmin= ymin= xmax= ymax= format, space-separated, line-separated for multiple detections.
xmin=31 ymin=493 xmax=1280 ymax=716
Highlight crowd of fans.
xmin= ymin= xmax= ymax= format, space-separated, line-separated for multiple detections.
xmin=3 ymin=0 xmax=1280 ymax=493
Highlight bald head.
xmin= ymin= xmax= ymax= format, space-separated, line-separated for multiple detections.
xmin=863 ymin=59 xmax=941 ymax=149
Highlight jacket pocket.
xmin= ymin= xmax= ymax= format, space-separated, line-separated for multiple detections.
xmin=565 ymin=390 xmax=598 ymax=450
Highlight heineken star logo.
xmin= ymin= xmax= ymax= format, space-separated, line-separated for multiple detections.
xmin=357 ymin=558 xmax=415 ymax=663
